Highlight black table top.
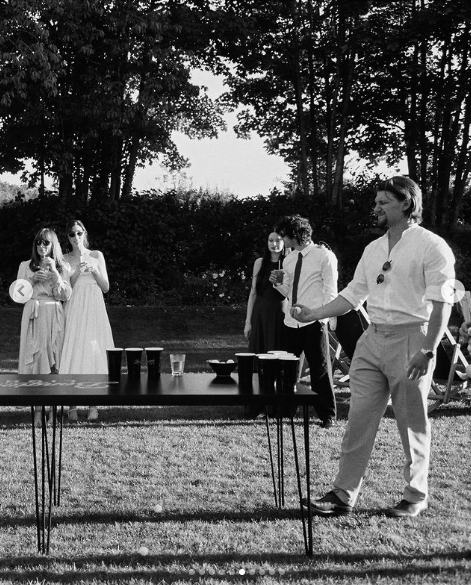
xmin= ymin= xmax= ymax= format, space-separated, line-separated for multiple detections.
xmin=0 ymin=373 xmax=316 ymax=407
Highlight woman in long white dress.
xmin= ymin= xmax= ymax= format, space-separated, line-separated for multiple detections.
xmin=17 ymin=228 xmax=72 ymax=426
xmin=60 ymin=220 xmax=115 ymax=421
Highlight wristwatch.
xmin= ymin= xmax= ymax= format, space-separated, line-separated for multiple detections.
xmin=420 ymin=348 xmax=435 ymax=359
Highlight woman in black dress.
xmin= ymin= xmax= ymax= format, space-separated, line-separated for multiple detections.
xmin=244 ymin=232 xmax=287 ymax=353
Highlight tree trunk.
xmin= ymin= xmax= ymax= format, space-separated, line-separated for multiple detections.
xmin=429 ymin=35 xmax=450 ymax=227
xmin=418 ymin=7 xmax=429 ymax=201
xmin=122 ymin=137 xmax=140 ymax=198
xmin=404 ymin=39 xmax=418 ymax=182
xmin=109 ymin=136 xmax=123 ymax=202
xmin=332 ymin=62 xmax=353 ymax=208
xmin=325 ymin=62 xmax=340 ymax=203
xmin=306 ymin=0 xmax=320 ymax=197
xmin=446 ymin=29 xmax=471 ymax=229
xmin=59 ymin=174 xmax=73 ymax=199
xmin=291 ymin=0 xmax=310 ymax=196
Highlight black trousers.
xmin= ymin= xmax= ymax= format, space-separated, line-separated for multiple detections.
xmin=282 ymin=322 xmax=336 ymax=421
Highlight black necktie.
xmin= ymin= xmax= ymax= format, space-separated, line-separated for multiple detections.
xmin=291 ymin=252 xmax=303 ymax=305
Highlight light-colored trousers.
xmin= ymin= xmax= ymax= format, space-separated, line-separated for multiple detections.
xmin=334 ymin=322 xmax=433 ymax=507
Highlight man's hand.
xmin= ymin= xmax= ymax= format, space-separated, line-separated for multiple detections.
xmin=406 ymin=351 xmax=434 ymax=380
xmin=291 ymin=304 xmax=316 ymax=323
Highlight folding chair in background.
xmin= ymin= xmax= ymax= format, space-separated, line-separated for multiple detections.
xmin=328 ymin=306 xmax=369 ymax=390
xmin=427 ymin=292 xmax=470 ymax=413
xmin=297 ymin=306 xmax=369 ymax=391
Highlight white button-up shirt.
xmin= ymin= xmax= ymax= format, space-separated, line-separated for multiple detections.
xmin=340 ymin=224 xmax=455 ymax=325
xmin=277 ymin=242 xmax=338 ymax=328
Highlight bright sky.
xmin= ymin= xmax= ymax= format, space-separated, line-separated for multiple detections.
xmin=137 ymin=70 xmax=290 ymax=197
xmin=132 ymin=70 xmax=290 ymax=197
xmin=0 ymin=70 xmax=290 ymax=198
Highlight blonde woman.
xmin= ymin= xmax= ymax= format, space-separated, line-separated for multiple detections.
xmin=17 ymin=228 xmax=72 ymax=426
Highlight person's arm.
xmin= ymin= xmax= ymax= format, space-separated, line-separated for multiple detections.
xmin=405 ymin=300 xmax=451 ymax=380
xmin=268 ymin=254 xmax=291 ymax=297
xmin=41 ymin=257 xmax=72 ymax=301
xmin=53 ymin=265 xmax=72 ymax=301
xmin=321 ymin=250 xmax=338 ymax=304
xmin=69 ymin=259 xmax=82 ymax=288
xmin=17 ymin=262 xmax=29 ymax=281
xmin=88 ymin=251 xmax=110 ymax=293
xmin=291 ymin=295 xmax=355 ymax=322
xmin=18 ymin=261 xmax=48 ymax=285
xmin=244 ymin=258 xmax=261 ymax=339
xmin=321 ymin=249 xmax=339 ymax=329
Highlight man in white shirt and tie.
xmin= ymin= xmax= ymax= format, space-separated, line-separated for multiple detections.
xmin=292 ymin=176 xmax=455 ymax=517
xmin=270 ymin=214 xmax=338 ymax=428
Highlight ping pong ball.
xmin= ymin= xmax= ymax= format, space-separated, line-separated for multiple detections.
xmin=154 ymin=504 xmax=163 ymax=513
xmin=138 ymin=546 xmax=149 ymax=556
xmin=294 ymin=307 xmax=301 ymax=315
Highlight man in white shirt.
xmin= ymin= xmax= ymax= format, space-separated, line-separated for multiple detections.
xmin=292 ymin=176 xmax=455 ymax=517
xmin=270 ymin=215 xmax=338 ymax=428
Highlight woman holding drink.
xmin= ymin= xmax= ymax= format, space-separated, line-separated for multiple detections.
xmin=244 ymin=231 xmax=287 ymax=354
xmin=17 ymin=228 xmax=72 ymax=426
xmin=60 ymin=220 xmax=114 ymax=421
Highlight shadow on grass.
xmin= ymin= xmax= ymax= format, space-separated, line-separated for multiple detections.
xmin=0 ymin=406 xmax=333 ymax=428
xmin=0 ymin=549 xmax=469 ymax=583
xmin=1 ymin=398 xmax=470 ymax=429
xmin=0 ymin=506 xmax=307 ymax=527
xmin=0 ymin=500 xmax=450 ymax=529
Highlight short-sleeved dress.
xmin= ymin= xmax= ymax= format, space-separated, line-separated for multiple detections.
xmin=17 ymin=261 xmax=72 ymax=374
xmin=248 ymin=260 xmax=286 ymax=354
xmin=59 ymin=252 xmax=114 ymax=374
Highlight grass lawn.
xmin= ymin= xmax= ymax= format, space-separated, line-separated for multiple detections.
xmin=0 ymin=306 xmax=470 ymax=584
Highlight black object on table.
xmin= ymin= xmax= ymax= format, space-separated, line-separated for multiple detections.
xmin=0 ymin=373 xmax=316 ymax=556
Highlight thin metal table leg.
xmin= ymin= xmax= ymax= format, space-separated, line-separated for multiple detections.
xmin=41 ymin=406 xmax=47 ymax=554
xmin=50 ymin=407 xmax=56 ymax=505
xmin=46 ymin=406 xmax=59 ymax=554
xmin=57 ymin=406 xmax=64 ymax=506
xmin=31 ymin=407 xmax=42 ymax=553
xmin=303 ymin=405 xmax=313 ymax=556
xmin=264 ymin=407 xmax=278 ymax=507
xmin=31 ymin=405 xmax=60 ymax=554
xmin=277 ymin=408 xmax=285 ymax=507
xmin=290 ymin=414 xmax=309 ymax=554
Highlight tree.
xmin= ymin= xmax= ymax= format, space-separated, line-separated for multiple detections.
xmin=351 ymin=0 xmax=471 ymax=228
xmin=0 ymin=0 xmax=225 ymax=200
xmin=213 ymin=0 xmax=471 ymax=226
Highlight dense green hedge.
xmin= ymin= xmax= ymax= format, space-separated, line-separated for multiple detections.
xmin=1 ymin=188 xmax=470 ymax=306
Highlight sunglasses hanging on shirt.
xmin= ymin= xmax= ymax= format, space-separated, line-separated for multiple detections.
xmin=376 ymin=260 xmax=392 ymax=285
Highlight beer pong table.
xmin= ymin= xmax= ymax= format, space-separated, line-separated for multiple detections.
xmin=0 ymin=373 xmax=316 ymax=556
